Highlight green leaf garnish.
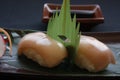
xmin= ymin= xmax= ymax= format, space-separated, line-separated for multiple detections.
xmin=47 ymin=0 xmax=81 ymax=64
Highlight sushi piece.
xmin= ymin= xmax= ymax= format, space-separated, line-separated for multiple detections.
xmin=0 ymin=28 xmax=12 ymax=57
xmin=75 ymin=35 xmax=116 ymax=72
xmin=18 ymin=32 xmax=67 ymax=68
xmin=0 ymin=35 xmax=6 ymax=57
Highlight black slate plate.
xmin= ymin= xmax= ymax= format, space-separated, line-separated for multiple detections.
xmin=0 ymin=31 xmax=120 ymax=79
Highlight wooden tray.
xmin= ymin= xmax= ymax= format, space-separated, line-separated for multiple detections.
xmin=42 ymin=3 xmax=104 ymax=25
xmin=0 ymin=32 xmax=120 ymax=79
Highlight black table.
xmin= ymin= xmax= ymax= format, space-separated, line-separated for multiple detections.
xmin=0 ymin=0 xmax=120 ymax=80
xmin=0 ymin=0 xmax=120 ymax=32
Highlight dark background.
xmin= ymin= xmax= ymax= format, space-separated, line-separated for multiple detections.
xmin=0 ymin=0 xmax=120 ymax=32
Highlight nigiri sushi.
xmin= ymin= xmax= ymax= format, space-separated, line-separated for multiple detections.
xmin=75 ymin=35 xmax=116 ymax=72
xmin=0 ymin=28 xmax=12 ymax=57
xmin=18 ymin=32 xmax=67 ymax=68
xmin=0 ymin=35 xmax=6 ymax=57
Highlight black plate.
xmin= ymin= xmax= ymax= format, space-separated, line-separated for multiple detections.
xmin=0 ymin=32 xmax=120 ymax=79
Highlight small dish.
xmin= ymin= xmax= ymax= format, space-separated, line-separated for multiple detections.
xmin=42 ymin=3 xmax=104 ymax=25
